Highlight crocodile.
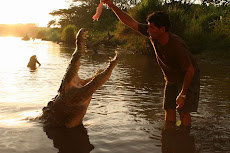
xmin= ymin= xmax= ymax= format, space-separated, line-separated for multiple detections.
xmin=40 ymin=28 xmax=118 ymax=128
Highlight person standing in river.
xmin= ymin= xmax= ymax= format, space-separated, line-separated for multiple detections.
xmin=101 ymin=0 xmax=200 ymax=129
xmin=27 ymin=55 xmax=41 ymax=69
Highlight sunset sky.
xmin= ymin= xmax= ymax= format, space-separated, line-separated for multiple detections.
xmin=0 ymin=0 xmax=72 ymax=27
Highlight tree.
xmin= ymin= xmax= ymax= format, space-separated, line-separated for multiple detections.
xmin=49 ymin=1 xmax=97 ymax=29
xmin=48 ymin=0 xmax=121 ymax=31
xmin=48 ymin=0 xmax=142 ymax=29
xmin=202 ymin=0 xmax=230 ymax=6
xmin=62 ymin=25 xmax=77 ymax=45
xmin=72 ymin=0 xmax=139 ymax=8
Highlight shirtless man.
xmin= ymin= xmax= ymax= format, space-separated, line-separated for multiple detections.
xmin=101 ymin=0 xmax=200 ymax=128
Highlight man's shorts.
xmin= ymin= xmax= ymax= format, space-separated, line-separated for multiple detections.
xmin=163 ymin=69 xmax=200 ymax=113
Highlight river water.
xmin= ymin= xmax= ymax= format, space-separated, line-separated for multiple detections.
xmin=0 ymin=37 xmax=229 ymax=153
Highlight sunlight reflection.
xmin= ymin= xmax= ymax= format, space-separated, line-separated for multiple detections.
xmin=0 ymin=37 xmax=51 ymax=67
xmin=20 ymin=110 xmax=41 ymax=118
xmin=0 ymin=37 xmax=31 ymax=69
xmin=0 ymin=110 xmax=41 ymax=128
xmin=0 ymin=118 xmax=27 ymax=127
xmin=0 ymin=36 xmax=64 ymax=104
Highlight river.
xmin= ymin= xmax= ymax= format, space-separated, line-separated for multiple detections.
xmin=0 ymin=37 xmax=229 ymax=153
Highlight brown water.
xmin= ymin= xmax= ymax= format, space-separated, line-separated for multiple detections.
xmin=0 ymin=37 xmax=229 ymax=153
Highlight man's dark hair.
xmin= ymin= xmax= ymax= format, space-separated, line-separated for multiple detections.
xmin=146 ymin=11 xmax=171 ymax=32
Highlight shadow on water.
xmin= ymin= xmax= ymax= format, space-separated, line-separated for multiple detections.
xmin=28 ymin=66 xmax=39 ymax=72
xmin=161 ymin=128 xmax=195 ymax=153
xmin=44 ymin=124 xmax=94 ymax=153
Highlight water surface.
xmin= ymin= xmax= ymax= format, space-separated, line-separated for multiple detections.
xmin=0 ymin=37 xmax=229 ymax=153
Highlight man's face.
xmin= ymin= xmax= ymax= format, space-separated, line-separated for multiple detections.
xmin=147 ymin=22 xmax=164 ymax=40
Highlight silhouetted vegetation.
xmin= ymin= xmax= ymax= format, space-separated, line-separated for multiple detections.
xmin=62 ymin=25 xmax=77 ymax=45
xmin=0 ymin=24 xmax=38 ymax=37
xmin=44 ymin=0 xmax=230 ymax=56
xmin=112 ymin=0 xmax=230 ymax=54
xmin=35 ymin=28 xmax=62 ymax=42
xmin=1 ymin=0 xmax=229 ymax=58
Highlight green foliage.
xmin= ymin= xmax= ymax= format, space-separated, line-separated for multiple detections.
xmin=48 ymin=30 xmax=61 ymax=42
xmin=49 ymin=1 xmax=119 ymax=32
xmin=129 ymin=0 xmax=162 ymax=23
xmin=36 ymin=28 xmax=61 ymax=42
xmin=45 ymin=0 xmax=230 ymax=56
xmin=212 ymin=10 xmax=230 ymax=38
xmin=202 ymin=0 xmax=230 ymax=6
xmin=49 ymin=3 xmax=95 ymax=29
xmin=200 ymin=13 xmax=220 ymax=32
xmin=62 ymin=25 xmax=77 ymax=45
xmin=207 ymin=11 xmax=230 ymax=50
xmin=92 ymin=9 xmax=119 ymax=32
xmin=36 ymin=28 xmax=49 ymax=39
xmin=120 ymin=34 xmax=151 ymax=54
xmin=168 ymin=9 xmax=187 ymax=36
xmin=112 ymin=0 xmax=163 ymax=54
xmin=181 ymin=4 xmax=230 ymax=53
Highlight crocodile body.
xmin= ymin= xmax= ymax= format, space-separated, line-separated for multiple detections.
xmin=40 ymin=28 xmax=118 ymax=128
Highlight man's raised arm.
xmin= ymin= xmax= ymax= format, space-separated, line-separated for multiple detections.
xmin=101 ymin=0 xmax=139 ymax=32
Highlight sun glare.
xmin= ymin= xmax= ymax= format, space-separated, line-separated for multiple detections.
xmin=0 ymin=118 xmax=26 ymax=127
xmin=0 ymin=110 xmax=41 ymax=127
xmin=0 ymin=37 xmax=28 ymax=69
xmin=0 ymin=0 xmax=69 ymax=27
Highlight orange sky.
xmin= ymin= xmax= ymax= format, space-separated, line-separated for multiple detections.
xmin=0 ymin=0 xmax=71 ymax=27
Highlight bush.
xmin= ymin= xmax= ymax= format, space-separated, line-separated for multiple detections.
xmin=62 ymin=25 xmax=77 ymax=45
xmin=168 ymin=9 xmax=187 ymax=36
xmin=36 ymin=28 xmax=49 ymax=39
xmin=48 ymin=31 xmax=61 ymax=42
xmin=212 ymin=13 xmax=230 ymax=39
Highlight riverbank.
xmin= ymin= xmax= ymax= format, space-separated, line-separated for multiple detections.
xmin=195 ymin=48 xmax=230 ymax=65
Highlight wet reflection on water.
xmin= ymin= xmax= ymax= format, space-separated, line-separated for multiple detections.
xmin=44 ymin=124 xmax=94 ymax=153
xmin=191 ymin=61 xmax=230 ymax=152
xmin=0 ymin=37 xmax=230 ymax=153
xmin=161 ymin=125 xmax=195 ymax=153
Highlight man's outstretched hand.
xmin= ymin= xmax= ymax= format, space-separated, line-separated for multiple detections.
xmin=101 ymin=0 xmax=114 ymax=7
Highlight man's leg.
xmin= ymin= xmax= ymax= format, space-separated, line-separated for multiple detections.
xmin=163 ymin=82 xmax=178 ymax=123
xmin=179 ymin=112 xmax=191 ymax=135
xmin=179 ymin=112 xmax=191 ymax=126
xmin=164 ymin=109 xmax=176 ymax=133
xmin=163 ymin=82 xmax=177 ymax=132
xmin=161 ymin=110 xmax=176 ymax=152
xmin=178 ymin=69 xmax=200 ymax=127
xmin=165 ymin=109 xmax=176 ymax=122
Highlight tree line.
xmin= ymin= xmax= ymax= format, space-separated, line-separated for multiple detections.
xmin=37 ymin=0 xmax=230 ymax=55
xmin=0 ymin=24 xmax=38 ymax=37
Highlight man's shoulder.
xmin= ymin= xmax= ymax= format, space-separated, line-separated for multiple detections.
xmin=168 ymin=33 xmax=187 ymax=49
xmin=169 ymin=33 xmax=184 ymax=43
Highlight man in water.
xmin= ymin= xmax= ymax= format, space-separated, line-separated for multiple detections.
xmin=101 ymin=0 xmax=200 ymax=129
xmin=27 ymin=55 xmax=41 ymax=69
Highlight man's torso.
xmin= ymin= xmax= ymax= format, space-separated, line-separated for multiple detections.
xmin=138 ymin=23 xmax=199 ymax=84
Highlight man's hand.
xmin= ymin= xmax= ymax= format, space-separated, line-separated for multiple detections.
xmin=101 ymin=0 xmax=114 ymax=7
xmin=176 ymin=94 xmax=186 ymax=109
